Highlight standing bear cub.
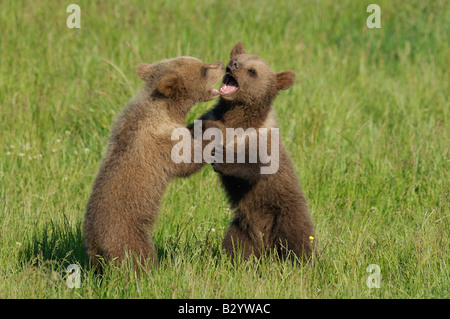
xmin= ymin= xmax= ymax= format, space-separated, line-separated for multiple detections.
xmin=199 ymin=42 xmax=316 ymax=261
xmin=84 ymin=57 xmax=225 ymax=270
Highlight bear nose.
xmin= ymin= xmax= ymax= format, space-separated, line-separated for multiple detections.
xmin=229 ymin=59 xmax=239 ymax=70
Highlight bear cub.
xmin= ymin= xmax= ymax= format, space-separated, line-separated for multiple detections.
xmin=199 ymin=42 xmax=316 ymax=261
xmin=84 ymin=57 xmax=224 ymax=270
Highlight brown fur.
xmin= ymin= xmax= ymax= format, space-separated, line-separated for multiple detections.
xmin=199 ymin=43 xmax=315 ymax=261
xmin=83 ymin=57 xmax=224 ymax=270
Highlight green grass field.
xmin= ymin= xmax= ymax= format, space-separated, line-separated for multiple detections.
xmin=0 ymin=0 xmax=448 ymax=298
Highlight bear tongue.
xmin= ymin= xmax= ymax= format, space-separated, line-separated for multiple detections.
xmin=220 ymin=78 xmax=238 ymax=95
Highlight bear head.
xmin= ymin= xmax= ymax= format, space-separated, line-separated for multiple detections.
xmin=219 ymin=42 xmax=296 ymax=106
xmin=137 ymin=57 xmax=225 ymax=104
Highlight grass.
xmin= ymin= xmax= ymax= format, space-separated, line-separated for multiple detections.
xmin=0 ymin=0 xmax=448 ymax=298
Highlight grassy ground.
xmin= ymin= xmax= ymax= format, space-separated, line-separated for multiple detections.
xmin=0 ymin=0 xmax=448 ymax=298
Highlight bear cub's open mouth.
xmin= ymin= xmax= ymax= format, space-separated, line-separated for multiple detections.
xmin=220 ymin=68 xmax=239 ymax=96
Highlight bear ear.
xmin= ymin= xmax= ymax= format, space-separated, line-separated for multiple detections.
xmin=137 ymin=63 xmax=154 ymax=81
xmin=157 ymin=73 xmax=185 ymax=98
xmin=276 ymin=70 xmax=296 ymax=90
xmin=230 ymin=42 xmax=246 ymax=59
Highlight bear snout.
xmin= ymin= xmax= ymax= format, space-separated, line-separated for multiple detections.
xmin=229 ymin=59 xmax=239 ymax=70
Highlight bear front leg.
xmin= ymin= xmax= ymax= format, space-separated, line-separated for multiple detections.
xmin=211 ymin=146 xmax=261 ymax=184
xmin=172 ymin=120 xmax=221 ymax=178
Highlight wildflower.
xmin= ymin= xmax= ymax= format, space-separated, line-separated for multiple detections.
xmin=309 ymin=235 xmax=315 ymax=245
xmin=16 ymin=242 xmax=22 ymax=247
xmin=6 ymin=152 xmax=11 ymax=156
xmin=18 ymin=153 xmax=24 ymax=157
xmin=65 ymin=130 xmax=71 ymax=135
xmin=56 ymin=139 xmax=61 ymax=143
xmin=211 ymin=228 xmax=216 ymax=233
xmin=84 ymin=148 xmax=90 ymax=154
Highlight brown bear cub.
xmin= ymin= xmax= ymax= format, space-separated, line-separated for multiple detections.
xmin=84 ymin=57 xmax=225 ymax=270
xmin=199 ymin=42 xmax=315 ymax=261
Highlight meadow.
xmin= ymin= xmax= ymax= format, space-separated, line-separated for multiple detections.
xmin=0 ymin=0 xmax=448 ymax=298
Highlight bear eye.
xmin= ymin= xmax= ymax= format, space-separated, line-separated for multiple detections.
xmin=202 ymin=67 xmax=207 ymax=77
xmin=248 ymin=69 xmax=256 ymax=77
